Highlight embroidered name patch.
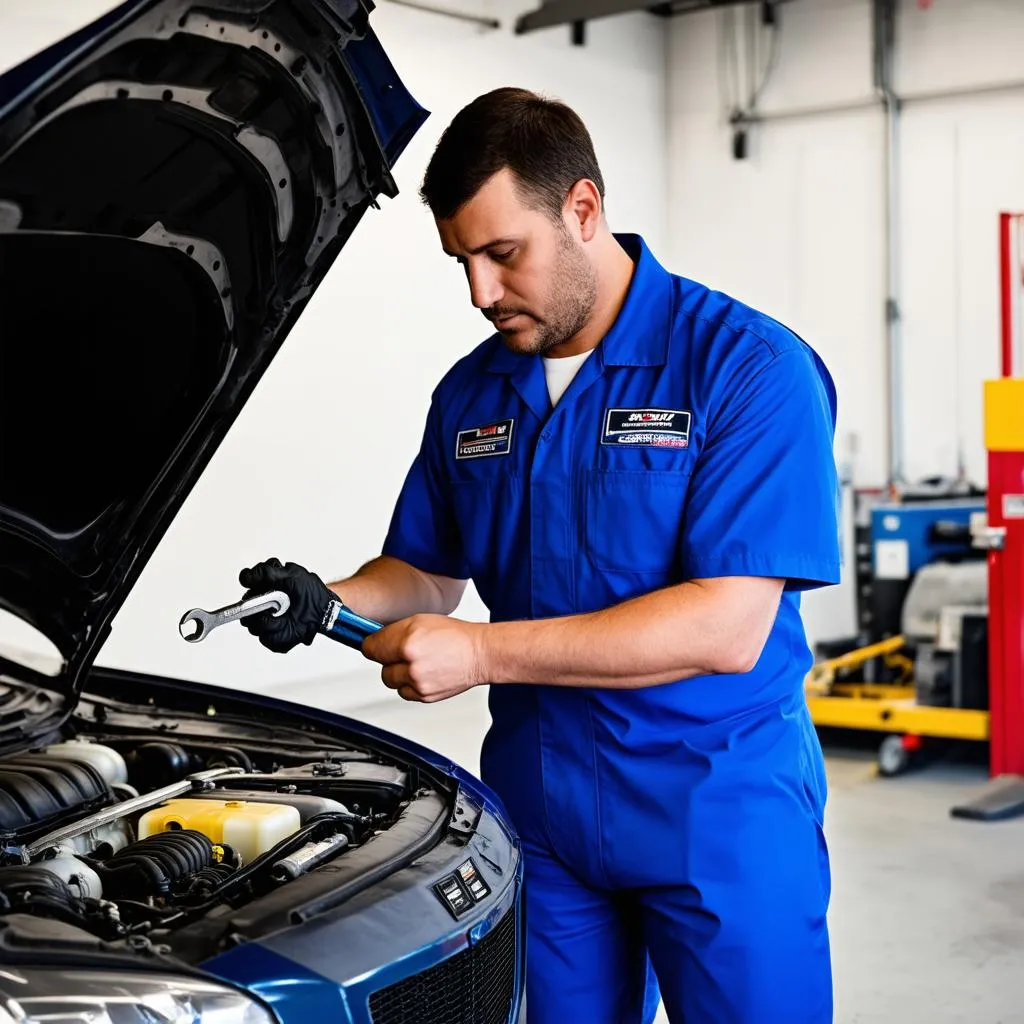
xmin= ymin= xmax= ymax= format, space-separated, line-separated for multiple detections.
xmin=601 ymin=408 xmax=691 ymax=448
xmin=456 ymin=418 xmax=515 ymax=459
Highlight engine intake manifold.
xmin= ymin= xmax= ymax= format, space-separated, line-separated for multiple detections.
xmin=90 ymin=829 xmax=235 ymax=901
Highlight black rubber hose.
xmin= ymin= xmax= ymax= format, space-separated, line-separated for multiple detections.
xmin=183 ymin=812 xmax=353 ymax=909
xmin=19 ymin=896 xmax=122 ymax=940
xmin=287 ymin=794 xmax=448 ymax=925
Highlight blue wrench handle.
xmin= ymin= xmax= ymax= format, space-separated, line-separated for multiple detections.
xmin=321 ymin=599 xmax=383 ymax=649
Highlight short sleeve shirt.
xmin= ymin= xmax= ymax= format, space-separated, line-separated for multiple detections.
xmin=382 ymin=234 xmax=841 ymax=727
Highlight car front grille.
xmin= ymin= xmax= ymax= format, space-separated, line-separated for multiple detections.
xmin=368 ymin=906 xmax=518 ymax=1024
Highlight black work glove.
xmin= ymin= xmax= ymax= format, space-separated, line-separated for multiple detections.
xmin=237 ymin=557 xmax=335 ymax=653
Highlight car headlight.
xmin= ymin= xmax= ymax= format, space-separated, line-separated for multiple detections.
xmin=0 ymin=968 xmax=276 ymax=1024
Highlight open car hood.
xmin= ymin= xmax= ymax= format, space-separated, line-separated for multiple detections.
xmin=0 ymin=0 xmax=427 ymax=727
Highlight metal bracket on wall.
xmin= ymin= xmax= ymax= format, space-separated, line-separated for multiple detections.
xmin=516 ymin=0 xmax=652 ymax=34
xmin=515 ymin=0 xmax=788 ymax=36
xmin=385 ymin=0 xmax=500 ymax=29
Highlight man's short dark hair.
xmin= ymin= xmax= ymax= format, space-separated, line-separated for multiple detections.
xmin=419 ymin=87 xmax=606 ymax=222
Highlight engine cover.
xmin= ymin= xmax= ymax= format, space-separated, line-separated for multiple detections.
xmin=0 ymin=756 xmax=110 ymax=833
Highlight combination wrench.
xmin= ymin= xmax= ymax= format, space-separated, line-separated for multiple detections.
xmin=179 ymin=591 xmax=291 ymax=643
xmin=179 ymin=592 xmax=382 ymax=650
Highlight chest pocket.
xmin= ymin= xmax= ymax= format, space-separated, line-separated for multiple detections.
xmin=583 ymin=468 xmax=692 ymax=575
xmin=450 ymin=475 xmax=526 ymax=583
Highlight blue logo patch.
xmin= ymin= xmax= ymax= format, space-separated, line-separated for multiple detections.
xmin=601 ymin=408 xmax=691 ymax=448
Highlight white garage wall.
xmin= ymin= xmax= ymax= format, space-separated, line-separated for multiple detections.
xmin=667 ymin=0 xmax=1024 ymax=489
xmin=895 ymin=0 xmax=1024 ymax=484
xmin=666 ymin=0 xmax=1024 ymax=646
xmin=0 ymin=0 xmax=668 ymax=707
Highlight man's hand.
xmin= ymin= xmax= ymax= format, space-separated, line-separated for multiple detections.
xmin=238 ymin=557 xmax=334 ymax=653
xmin=361 ymin=615 xmax=489 ymax=703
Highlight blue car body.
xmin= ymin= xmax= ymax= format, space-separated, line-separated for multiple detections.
xmin=0 ymin=3 xmax=524 ymax=1022
xmin=78 ymin=666 xmax=527 ymax=1024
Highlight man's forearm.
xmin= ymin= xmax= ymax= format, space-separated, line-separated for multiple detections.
xmin=328 ymin=555 xmax=465 ymax=625
xmin=481 ymin=577 xmax=784 ymax=689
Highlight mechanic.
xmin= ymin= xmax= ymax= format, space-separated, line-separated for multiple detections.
xmin=239 ymin=87 xmax=841 ymax=1023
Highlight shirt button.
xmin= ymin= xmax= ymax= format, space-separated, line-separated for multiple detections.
xmin=540 ymin=431 xmax=552 ymax=443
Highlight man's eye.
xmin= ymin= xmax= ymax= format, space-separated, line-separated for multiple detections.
xmin=491 ymin=249 xmax=516 ymax=261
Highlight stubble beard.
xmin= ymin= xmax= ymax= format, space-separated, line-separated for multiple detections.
xmin=503 ymin=231 xmax=598 ymax=357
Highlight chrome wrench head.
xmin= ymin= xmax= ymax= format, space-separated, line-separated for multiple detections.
xmin=179 ymin=590 xmax=291 ymax=643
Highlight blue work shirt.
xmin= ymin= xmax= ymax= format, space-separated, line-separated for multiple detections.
xmin=382 ymin=234 xmax=841 ymax=885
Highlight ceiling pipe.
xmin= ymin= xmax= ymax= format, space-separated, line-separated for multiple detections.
xmin=874 ymin=0 xmax=904 ymax=491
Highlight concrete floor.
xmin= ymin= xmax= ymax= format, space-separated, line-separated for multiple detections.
xmin=292 ymin=679 xmax=1024 ymax=1023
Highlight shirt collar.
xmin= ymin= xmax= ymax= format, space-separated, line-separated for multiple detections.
xmin=486 ymin=233 xmax=674 ymax=375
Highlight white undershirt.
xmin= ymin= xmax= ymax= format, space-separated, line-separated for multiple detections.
xmin=543 ymin=349 xmax=594 ymax=407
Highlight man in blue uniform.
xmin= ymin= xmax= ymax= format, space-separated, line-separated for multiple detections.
xmin=240 ymin=87 xmax=841 ymax=1022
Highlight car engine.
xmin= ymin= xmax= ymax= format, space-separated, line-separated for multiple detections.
xmin=0 ymin=701 xmax=452 ymax=963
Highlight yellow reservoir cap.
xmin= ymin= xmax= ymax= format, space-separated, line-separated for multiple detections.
xmin=137 ymin=798 xmax=301 ymax=865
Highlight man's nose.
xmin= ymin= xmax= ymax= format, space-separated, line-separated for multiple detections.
xmin=467 ymin=261 xmax=503 ymax=310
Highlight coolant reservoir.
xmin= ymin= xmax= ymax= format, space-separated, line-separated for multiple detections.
xmin=137 ymin=798 xmax=300 ymax=865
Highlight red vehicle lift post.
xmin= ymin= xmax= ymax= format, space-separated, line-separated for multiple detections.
xmin=953 ymin=212 xmax=1024 ymax=820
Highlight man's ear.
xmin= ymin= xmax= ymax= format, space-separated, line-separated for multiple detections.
xmin=564 ymin=179 xmax=602 ymax=242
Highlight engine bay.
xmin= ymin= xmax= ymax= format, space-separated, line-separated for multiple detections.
xmin=0 ymin=683 xmax=453 ymax=964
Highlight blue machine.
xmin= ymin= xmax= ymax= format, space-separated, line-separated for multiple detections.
xmin=868 ymin=498 xmax=986 ymax=641
xmin=871 ymin=499 xmax=986 ymax=578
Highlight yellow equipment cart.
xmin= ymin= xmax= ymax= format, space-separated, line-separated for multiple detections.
xmin=804 ymin=636 xmax=989 ymax=776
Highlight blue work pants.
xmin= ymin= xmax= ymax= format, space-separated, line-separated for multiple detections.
xmin=480 ymin=689 xmax=833 ymax=1023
